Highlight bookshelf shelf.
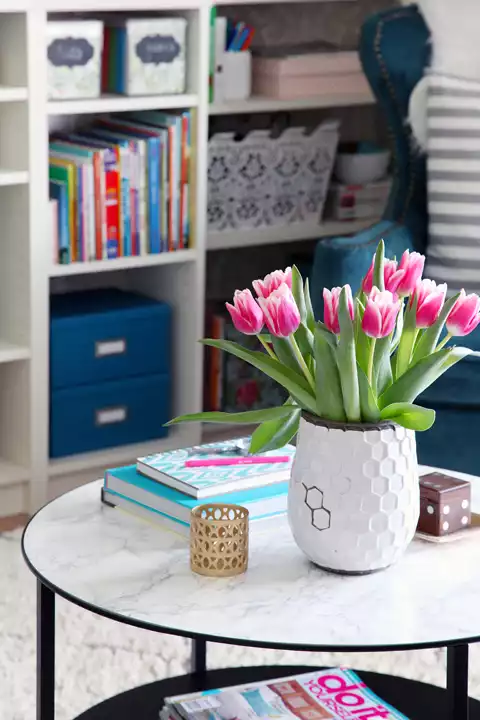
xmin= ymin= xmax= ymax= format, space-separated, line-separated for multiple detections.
xmin=207 ymin=218 xmax=378 ymax=251
xmin=0 ymin=169 xmax=28 ymax=186
xmin=0 ymin=86 xmax=28 ymax=103
xmin=48 ymin=92 xmax=199 ymax=116
xmin=0 ymin=340 xmax=30 ymax=363
xmin=49 ymin=249 xmax=198 ymax=277
xmin=0 ymin=2 xmax=381 ymax=518
xmin=209 ymin=90 xmax=375 ymax=115
xmin=0 ymin=459 xmax=29 ymax=488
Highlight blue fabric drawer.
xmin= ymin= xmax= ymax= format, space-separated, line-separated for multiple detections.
xmin=50 ymin=373 xmax=170 ymax=458
xmin=416 ymin=406 xmax=480 ymax=476
xmin=51 ymin=289 xmax=171 ymax=390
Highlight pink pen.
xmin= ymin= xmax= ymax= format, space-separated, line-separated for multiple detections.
xmin=185 ymin=456 xmax=290 ymax=468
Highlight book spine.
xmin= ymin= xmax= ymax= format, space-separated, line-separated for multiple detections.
xmin=51 ymin=199 xmax=58 ymax=264
xmin=130 ymin=140 xmax=139 ymax=256
xmin=84 ymin=163 xmax=96 ymax=262
xmin=160 ymin=131 xmax=168 ymax=253
xmin=59 ymin=188 xmax=69 ymax=264
xmin=147 ymin=138 xmax=161 ymax=254
xmin=168 ymin=126 xmax=175 ymax=252
xmin=103 ymin=148 xmax=120 ymax=259
xmin=181 ymin=112 xmax=190 ymax=249
xmin=76 ymin=165 xmax=84 ymax=262
xmin=118 ymin=144 xmax=130 ymax=257
xmin=92 ymin=153 xmax=103 ymax=260
xmin=137 ymin=141 xmax=148 ymax=255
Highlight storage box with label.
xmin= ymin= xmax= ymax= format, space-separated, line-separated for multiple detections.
xmin=47 ymin=20 xmax=104 ymax=100
xmin=103 ymin=17 xmax=187 ymax=96
xmin=50 ymin=288 xmax=171 ymax=457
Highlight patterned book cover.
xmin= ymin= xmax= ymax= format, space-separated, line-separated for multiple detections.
xmin=137 ymin=438 xmax=295 ymax=498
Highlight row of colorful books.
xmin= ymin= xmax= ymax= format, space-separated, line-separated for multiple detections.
xmin=102 ymin=437 xmax=295 ymax=536
xmin=49 ymin=110 xmax=194 ymax=265
xmin=160 ymin=668 xmax=408 ymax=720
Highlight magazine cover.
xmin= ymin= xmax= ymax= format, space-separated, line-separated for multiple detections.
xmin=162 ymin=669 xmax=408 ymax=720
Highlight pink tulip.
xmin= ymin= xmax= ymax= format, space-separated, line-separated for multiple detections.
xmin=362 ymin=287 xmax=401 ymax=338
xmin=396 ymin=250 xmax=425 ymax=296
xmin=362 ymin=258 xmax=405 ymax=295
xmin=323 ymin=285 xmax=354 ymax=334
xmin=410 ymin=279 xmax=447 ymax=329
xmin=253 ymin=267 xmax=292 ymax=299
xmin=446 ymin=290 xmax=480 ymax=336
xmin=257 ymin=283 xmax=300 ymax=338
xmin=226 ymin=289 xmax=264 ymax=335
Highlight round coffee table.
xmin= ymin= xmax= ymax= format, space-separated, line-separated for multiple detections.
xmin=22 ymin=479 xmax=480 ymax=720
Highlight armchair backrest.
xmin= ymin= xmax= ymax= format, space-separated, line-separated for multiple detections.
xmin=360 ymin=5 xmax=431 ymax=251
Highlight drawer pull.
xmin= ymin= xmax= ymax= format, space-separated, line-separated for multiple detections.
xmin=96 ymin=406 xmax=127 ymax=426
xmin=95 ymin=338 xmax=127 ymax=358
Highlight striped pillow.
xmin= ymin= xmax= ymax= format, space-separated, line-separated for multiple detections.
xmin=427 ymin=74 xmax=480 ymax=294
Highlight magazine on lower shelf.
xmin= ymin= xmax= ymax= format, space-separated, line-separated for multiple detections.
xmin=160 ymin=668 xmax=408 ymax=720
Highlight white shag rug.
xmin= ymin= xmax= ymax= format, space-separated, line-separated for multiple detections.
xmin=2 ymin=528 xmax=480 ymax=720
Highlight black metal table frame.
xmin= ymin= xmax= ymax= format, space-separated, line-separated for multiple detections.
xmin=35 ymin=579 xmax=472 ymax=720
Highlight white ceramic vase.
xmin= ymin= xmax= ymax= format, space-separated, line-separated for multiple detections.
xmin=288 ymin=413 xmax=419 ymax=574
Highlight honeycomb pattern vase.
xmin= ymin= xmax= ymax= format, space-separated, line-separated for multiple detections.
xmin=289 ymin=414 xmax=419 ymax=574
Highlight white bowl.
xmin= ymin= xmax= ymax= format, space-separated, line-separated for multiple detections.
xmin=334 ymin=149 xmax=391 ymax=186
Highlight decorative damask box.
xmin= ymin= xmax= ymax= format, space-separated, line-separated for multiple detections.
xmin=47 ymin=20 xmax=104 ymax=100
xmin=103 ymin=18 xmax=187 ymax=96
xmin=50 ymin=288 xmax=171 ymax=457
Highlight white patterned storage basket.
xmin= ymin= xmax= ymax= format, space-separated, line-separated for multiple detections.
xmin=207 ymin=121 xmax=340 ymax=231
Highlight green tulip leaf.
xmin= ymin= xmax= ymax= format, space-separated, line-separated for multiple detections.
xmin=291 ymin=265 xmax=307 ymax=323
xmin=314 ymin=328 xmax=346 ymax=422
xmin=373 ymin=239 xmax=385 ymax=292
xmin=395 ymin=296 xmax=418 ymax=378
xmin=413 ymin=292 xmax=461 ymax=363
xmin=304 ymin=278 xmax=316 ymax=333
xmin=249 ymin=403 xmax=300 ymax=454
xmin=380 ymin=403 xmax=436 ymax=432
xmin=336 ymin=287 xmax=361 ymax=422
xmin=167 ymin=405 xmax=295 ymax=426
xmin=315 ymin=320 xmax=338 ymax=350
xmin=379 ymin=346 xmax=472 ymax=409
xmin=355 ymin=298 xmax=371 ymax=377
xmin=201 ymin=339 xmax=317 ymax=414
xmin=373 ymin=334 xmax=393 ymax=396
xmin=295 ymin=323 xmax=314 ymax=357
xmin=357 ymin=364 xmax=380 ymax=422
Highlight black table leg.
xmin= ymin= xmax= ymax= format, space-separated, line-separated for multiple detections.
xmin=37 ymin=581 xmax=55 ymax=720
xmin=447 ymin=644 xmax=469 ymax=720
xmin=191 ymin=639 xmax=207 ymax=674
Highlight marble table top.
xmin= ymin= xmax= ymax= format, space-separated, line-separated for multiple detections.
xmin=22 ymin=472 xmax=480 ymax=652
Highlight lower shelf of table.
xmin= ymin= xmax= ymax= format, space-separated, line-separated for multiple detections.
xmin=74 ymin=664 xmax=480 ymax=720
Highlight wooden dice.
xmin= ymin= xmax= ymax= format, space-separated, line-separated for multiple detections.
xmin=418 ymin=473 xmax=471 ymax=536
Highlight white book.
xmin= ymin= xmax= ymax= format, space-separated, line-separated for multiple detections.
xmin=137 ymin=438 xmax=295 ymax=499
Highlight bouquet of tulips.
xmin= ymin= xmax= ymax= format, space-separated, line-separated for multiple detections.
xmin=171 ymin=240 xmax=479 ymax=454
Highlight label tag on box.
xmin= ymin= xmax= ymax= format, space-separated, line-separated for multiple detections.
xmin=95 ymin=338 xmax=126 ymax=357
xmin=96 ymin=406 xmax=128 ymax=426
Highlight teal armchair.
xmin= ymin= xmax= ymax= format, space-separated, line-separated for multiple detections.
xmin=311 ymin=5 xmax=480 ymax=475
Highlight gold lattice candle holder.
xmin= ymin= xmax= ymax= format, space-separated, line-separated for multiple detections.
xmin=190 ymin=504 xmax=249 ymax=577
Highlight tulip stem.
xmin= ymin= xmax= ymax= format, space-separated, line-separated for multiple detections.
xmin=436 ymin=332 xmax=452 ymax=351
xmin=258 ymin=335 xmax=277 ymax=360
xmin=289 ymin=335 xmax=316 ymax=392
xmin=368 ymin=338 xmax=376 ymax=387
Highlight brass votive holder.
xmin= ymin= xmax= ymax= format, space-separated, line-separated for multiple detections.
xmin=190 ymin=503 xmax=249 ymax=577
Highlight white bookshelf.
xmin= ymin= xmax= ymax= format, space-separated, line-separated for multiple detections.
xmin=0 ymin=0 xmax=377 ymax=518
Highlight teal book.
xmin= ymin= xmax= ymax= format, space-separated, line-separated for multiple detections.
xmin=137 ymin=438 xmax=295 ymax=498
xmin=104 ymin=464 xmax=288 ymax=522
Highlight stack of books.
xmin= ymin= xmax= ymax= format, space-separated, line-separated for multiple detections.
xmin=160 ymin=668 xmax=408 ymax=720
xmin=49 ymin=110 xmax=194 ymax=265
xmin=102 ymin=439 xmax=295 ymax=536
